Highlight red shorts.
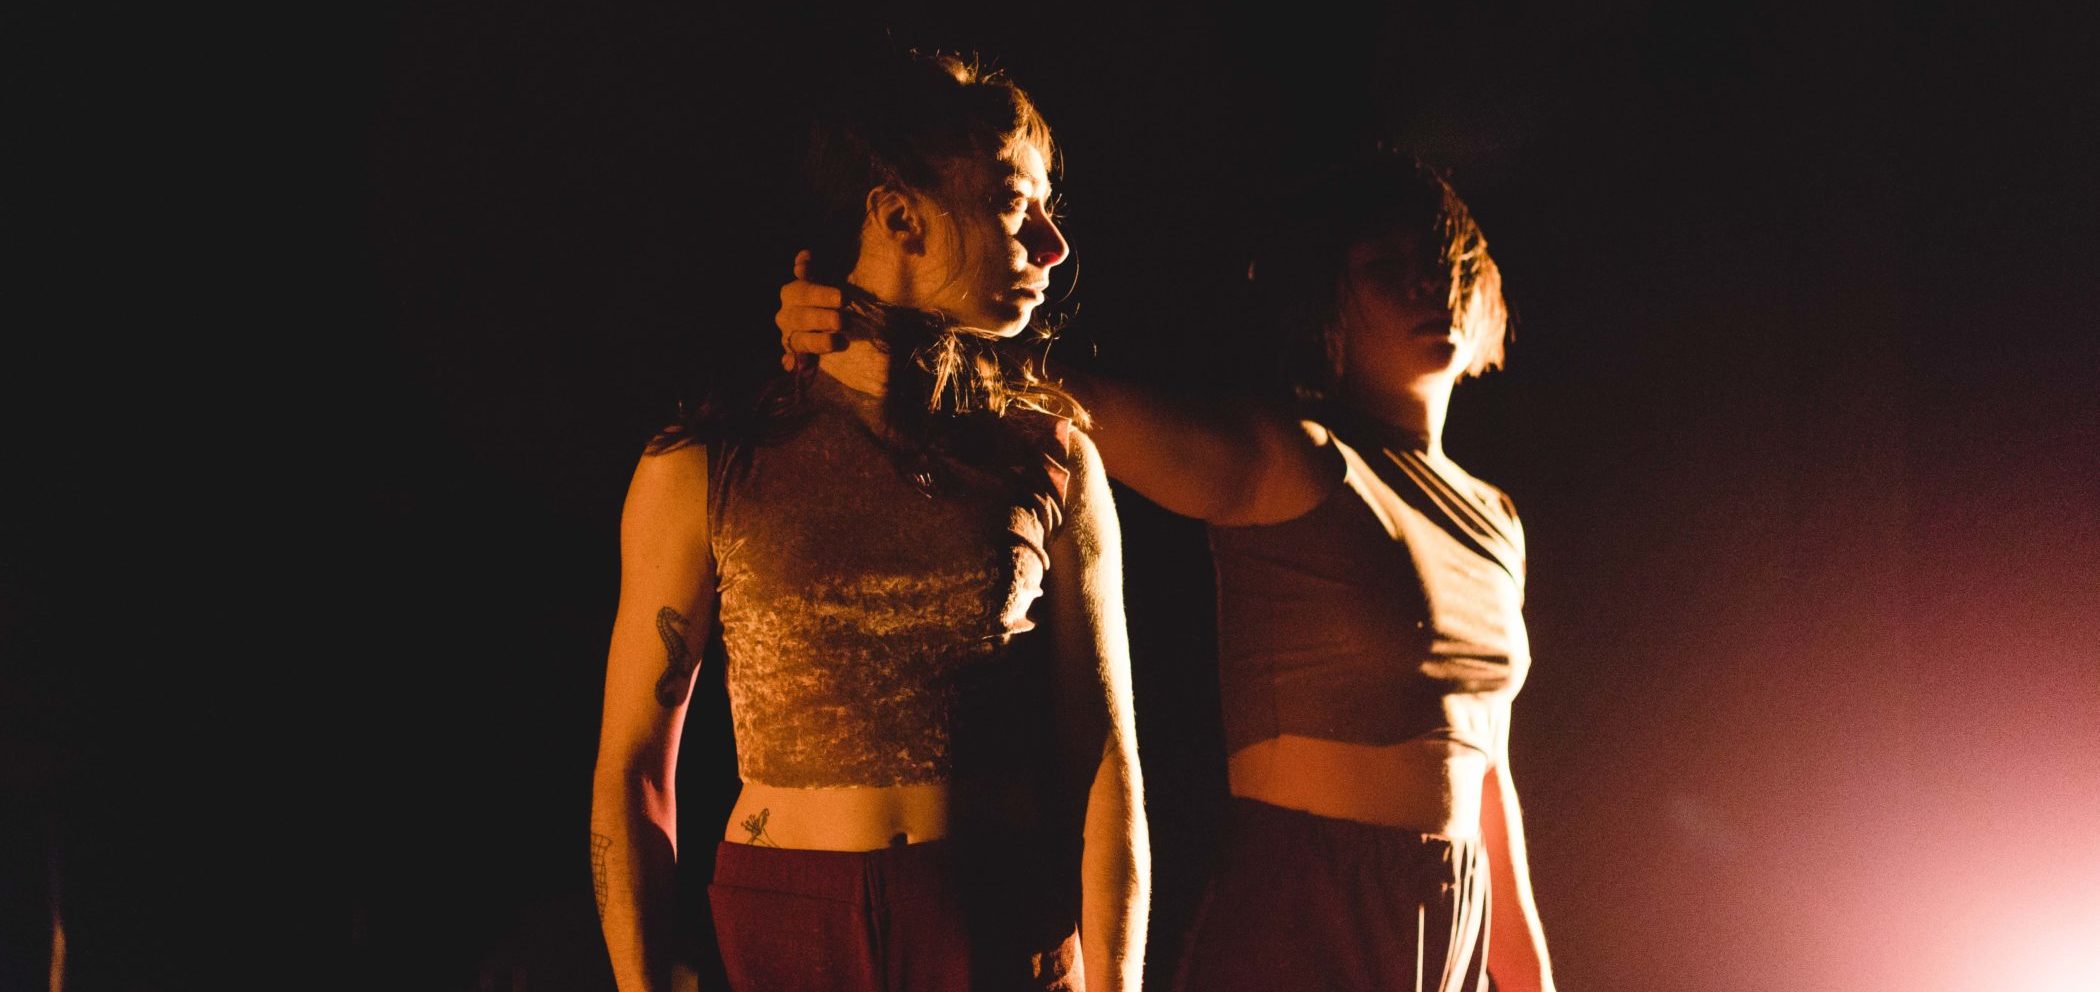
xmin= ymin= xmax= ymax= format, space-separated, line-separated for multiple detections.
xmin=1174 ymin=797 xmax=1490 ymax=992
xmin=708 ymin=839 xmax=1080 ymax=992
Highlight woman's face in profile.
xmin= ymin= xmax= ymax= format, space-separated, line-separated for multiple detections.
xmin=915 ymin=139 xmax=1069 ymax=337
xmin=1336 ymin=230 xmax=1468 ymax=389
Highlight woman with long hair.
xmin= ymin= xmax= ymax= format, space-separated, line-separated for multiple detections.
xmin=779 ymin=152 xmax=1553 ymax=991
xmin=593 ymin=52 xmax=1147 ymax=992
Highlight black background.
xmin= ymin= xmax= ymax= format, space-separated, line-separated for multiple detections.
xmin=8 ymin=1 xmax=2099 ymax=989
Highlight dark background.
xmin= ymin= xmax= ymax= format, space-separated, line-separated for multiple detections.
xmin=8 ymin=1 xmax=2098 ymax=989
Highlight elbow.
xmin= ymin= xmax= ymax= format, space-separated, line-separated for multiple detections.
xmin=594 ymin=731 xmax=675 ymax=785
xmin=592 ymin=748 xmax=677 ymax=818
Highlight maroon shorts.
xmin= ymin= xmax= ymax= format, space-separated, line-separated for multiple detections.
xmin=1173 ymin=798 xmax=1490 ymax=992
xmin=708 ymin=839 xmax=1080 ymax=992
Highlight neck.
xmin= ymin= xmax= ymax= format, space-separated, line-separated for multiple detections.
xmin=1341 ymin=374 xmax=1455 ymax=461
xmin=822 ymin=250 xmax=916 ymax=400
xmin=817 ymin=341 xmax=887 ymax=397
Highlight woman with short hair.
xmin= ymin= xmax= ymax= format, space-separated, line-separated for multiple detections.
xmin=780 ymin=151 xmax=1554 ymax=992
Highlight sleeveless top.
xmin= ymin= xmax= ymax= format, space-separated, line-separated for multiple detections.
xmin=1208 ymin=428 xmax=1530 ymax=757
xmin=708 ymin=369 xmax=1074 ymax=788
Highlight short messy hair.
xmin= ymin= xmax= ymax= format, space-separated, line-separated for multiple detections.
xmin=1248 ymin=151 xmax=1509 ymax=401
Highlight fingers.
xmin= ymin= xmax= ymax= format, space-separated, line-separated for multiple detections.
xmin=778 ymin=279 xmax=844 ymax=310
xmin=782 ymin=249 xmax=843 ymax=309
xmin=773 ymin=304 xmax=843 ymax=336
xmin=776 ymin=249 xmax=849 ymax=364
xmin=798 ymin=308 xmax=846 ymax=333
xmin=783 ymin=330 xmax=848 ymax=355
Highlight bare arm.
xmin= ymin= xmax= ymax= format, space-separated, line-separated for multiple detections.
xmin=1047 ymin=431 xmax=1149 ymax=992
xmin=591 ymin=444 xmax=717 ymax=992
xmin=1482 ymin=716 xmax=1555 ymax=992
xmin=1055 ymin=370 xmax=1332 ymax=526
xmin=771 ymin=250 xmax=1331 ymax=525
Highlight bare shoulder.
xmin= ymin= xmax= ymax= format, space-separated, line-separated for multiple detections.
xmin=620 ymin=440 xmax=710 ymax=543
xmin=1050 ymin=425 xmax=1122 ymax=556
xmin=1059 ymin=424 xmax=1113 ymax=515
xmin=1292 ymin=418 xmax=1341 ymax=458
xmin=628 ymin=439 xmax=708 ymax=497
xmin=1063 ymin=422 xmax=1103 ymax=474
xmin=1282 ymin=416 xmax=1347 ymax=489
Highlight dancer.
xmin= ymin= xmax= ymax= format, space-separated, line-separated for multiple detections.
xmin=595 ymin=52 xmax=1147 ymax=992
xmin=778 ymin=152 xmax=1552 ymax=992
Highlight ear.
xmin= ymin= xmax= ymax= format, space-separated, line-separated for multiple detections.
xmin=864 ymin=186 xmax=927 ymax=253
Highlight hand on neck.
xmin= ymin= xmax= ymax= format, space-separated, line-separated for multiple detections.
xmin=812 ymin=247 xmax=913 ymax=400
xmin=817 ymin=235 xmax=941 ymax=401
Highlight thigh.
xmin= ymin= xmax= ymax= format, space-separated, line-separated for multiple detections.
xmin=1174 ymin=840 xmax=1342 ymax=992
xmin=708 ymin=844 xmax=879 ymax=992
xmin=886 ymin=841 xmax=1080 ymax=992
xmin=1173 ymin=800 xmax=1486 ymax=992
xmin=708 ymin=840 xmax=1078 ymax=992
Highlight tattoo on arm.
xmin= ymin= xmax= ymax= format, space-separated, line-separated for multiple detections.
xmin=739 ymin=808 xmax=779 ymax=848
xmin=653 ymin=606 xmax=699 ymax=707
xmin=590 ymin=831 xmax=613 ymax=918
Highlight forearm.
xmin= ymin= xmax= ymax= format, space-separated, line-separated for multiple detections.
xmin=1079 ymin=743 xmax=1149 ymax=992
xmin=591 ymin=767 xmax=680 ymax=992
xmin=1481 ymin=763 xmax=1554 ymax=992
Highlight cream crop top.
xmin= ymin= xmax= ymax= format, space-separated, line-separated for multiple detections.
xmin=1208 ymin=428 xmax=1530 ymax=756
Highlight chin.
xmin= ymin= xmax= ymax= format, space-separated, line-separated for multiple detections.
xmin=1422 ymin=339 xmax=1461 ymax=364
xmin=970 ymin=302 xmax=1034 ymax=338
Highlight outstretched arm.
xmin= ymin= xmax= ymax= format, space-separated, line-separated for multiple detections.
xmin=1054 ymin=369 xmax=1333 ymax=526
xmin=591 ymin=444 xmax=717 ymax=992
xmin=773 ymin=251 xmax=1334 ymax=526
xmin=1482 ymin=716 xmax=1556 ymax=992
xmin=1047 ymin=431 xmax=1149 ymax=992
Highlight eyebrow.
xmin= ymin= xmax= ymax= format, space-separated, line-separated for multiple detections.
xmin=1000 ymin=167 xmax=1051 ymax=201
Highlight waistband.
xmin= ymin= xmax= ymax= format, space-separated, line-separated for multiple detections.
xmin=1222 ymin=796 xmax=1478 ymax=870
xmin=712 ymin=839 xmax=957 ymax=905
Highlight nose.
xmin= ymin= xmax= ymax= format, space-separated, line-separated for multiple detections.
xmin=1025 ymin=209 xmax=1069 ymax=269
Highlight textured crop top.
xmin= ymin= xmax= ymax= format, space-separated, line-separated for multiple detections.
xmin=707 ymin=369 xmax=1073 ymax=788
xmin=1208 ymin=428 xmax=1530 ymax=757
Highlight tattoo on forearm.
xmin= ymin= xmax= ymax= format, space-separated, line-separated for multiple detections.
xmin=590 ymin=831 xmax=612 ymax=918
xmin=653 ymin=606 xmax=698 ymax=707
xmin=740 ymin=808 xmax=779 ymax=847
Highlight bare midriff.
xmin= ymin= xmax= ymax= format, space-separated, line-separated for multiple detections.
xmin=1226 ymin=735 xmax=1491 ymax=840
xmin=723 ymin=782 xmax=954 ymax=851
